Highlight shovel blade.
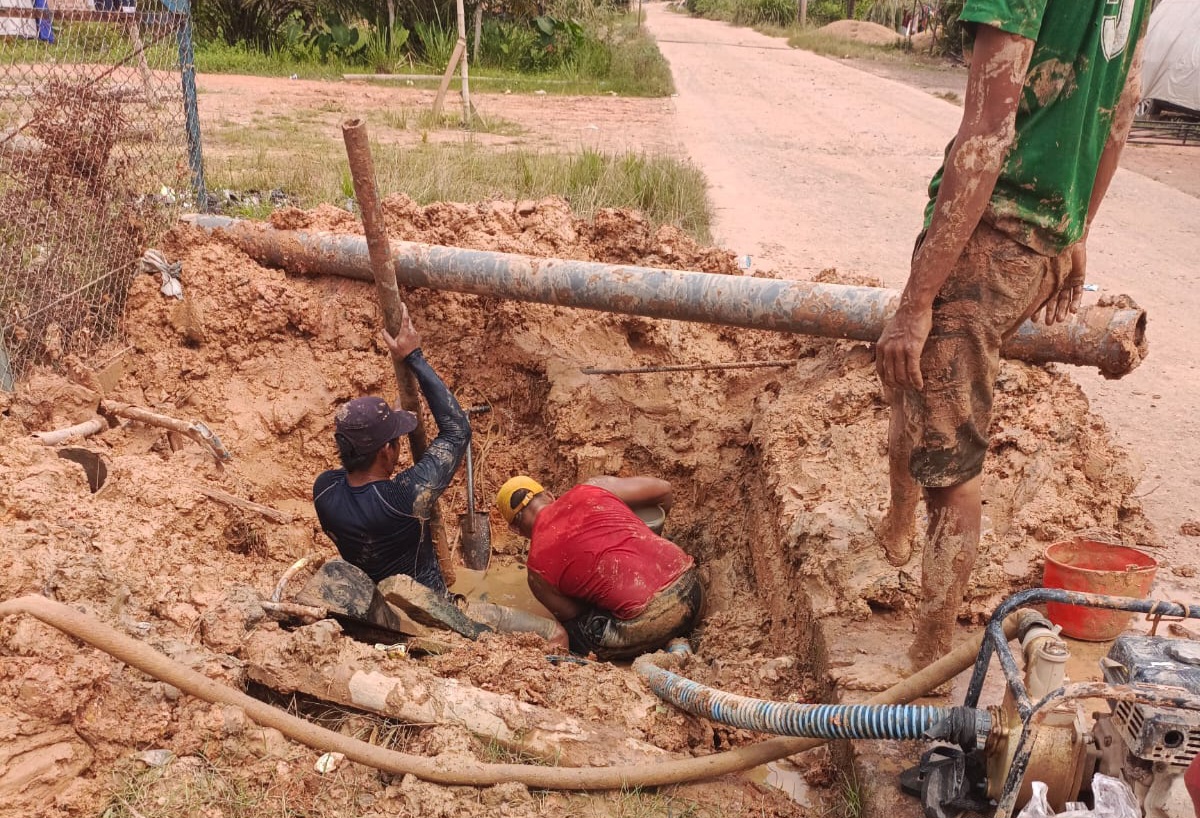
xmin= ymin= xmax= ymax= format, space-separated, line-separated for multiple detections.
xmin=459 ymin=511 xmax=492 ymax=571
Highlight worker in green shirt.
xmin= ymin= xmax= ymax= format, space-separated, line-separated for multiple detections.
xmin=875 ymin=0 xmax=1151 ymax=668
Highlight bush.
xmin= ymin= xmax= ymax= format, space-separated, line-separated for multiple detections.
xmin=805 ymin=0 xmax=846 ymax=26
xmin=413 ymin=19 xmax=457 ymax=66
xmin=931 ymin=0 xmax=966 ymax=58
xmin=753 ymin=0 xmax=795 ymax=26
xmin=303 ymin=13 xmax=368 ymax=62
xmin=478 ymin=19 xmax=541 ymax=71
xmin=193 ymin=0 xmax=309 ymax=49
xmin=364 ymin=23 xmax=411 ymax=73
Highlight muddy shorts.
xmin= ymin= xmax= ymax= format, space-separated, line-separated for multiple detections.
xmin=564 ymin=567 xmax=705 ymax=661
xmin=901 ymin=221 xmax=1070 ymax=488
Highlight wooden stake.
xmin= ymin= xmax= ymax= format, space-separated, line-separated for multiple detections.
xmin=431 ymin=38 xmax=466 ymax=120
xmin=472 ymin=3 xmax=482 ymax=64
xmin=195 ymin=485 xmax=294 ymax=524
xmin=456 ymin=0 xmax=471 ymax=127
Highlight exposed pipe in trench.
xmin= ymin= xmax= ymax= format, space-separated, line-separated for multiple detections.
xmin=0 ymin=595 xmax=1023 ymax=789
xmin=183 ymin=216 xmax=1149 ymax=379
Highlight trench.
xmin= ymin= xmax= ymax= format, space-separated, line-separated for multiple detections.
xmin=470 ymin=308 xmax=840 ymax=806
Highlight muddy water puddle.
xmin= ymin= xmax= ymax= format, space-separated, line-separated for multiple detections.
xmin=451 ymin=563 xmax=555 ymax=618
xmin=747 ymin=760 xmax=815 ymax=807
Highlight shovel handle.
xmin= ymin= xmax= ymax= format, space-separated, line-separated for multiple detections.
xmin=464 ymin=440 xmax=477 ymax=523
xmin=462 ymin=405 xmax=487 ymax=536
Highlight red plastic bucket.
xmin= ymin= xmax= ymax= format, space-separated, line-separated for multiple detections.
xmin=1042 ymin=539 xmax=1158 ymax=641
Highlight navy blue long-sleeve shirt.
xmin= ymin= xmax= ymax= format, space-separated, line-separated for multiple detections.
xmin=313 ymin=349 xmax=468 ymax=595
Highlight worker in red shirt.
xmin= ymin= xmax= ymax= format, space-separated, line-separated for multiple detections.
xmin=495 ymin=475 xmax=705 ymax=660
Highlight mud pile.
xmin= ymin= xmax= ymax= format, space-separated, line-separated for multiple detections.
xmin=0 ymin=195 xmax=1155 ymax=817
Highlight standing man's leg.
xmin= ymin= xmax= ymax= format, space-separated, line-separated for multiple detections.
xmin=909 ymin=479 xmax=981 ymax=668
xmin=881 ymin=390 xmax=921 ymax=566
xmin=894 ymin=224 xmax=1063 ymax=669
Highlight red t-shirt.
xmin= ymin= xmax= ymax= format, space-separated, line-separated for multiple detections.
xmin=527 ymin=484 xmax=694 ymax=619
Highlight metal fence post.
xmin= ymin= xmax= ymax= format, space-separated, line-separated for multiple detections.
xmin=175 ymin=0 xmax=206 ymax=209
xmin=0 ymin=339 xmax=14 ymax=393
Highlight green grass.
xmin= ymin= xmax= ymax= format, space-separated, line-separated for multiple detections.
xmin=208 ymin=131 xmax=713 ymax=239
xmin=195 ymin=40 xmax=352 ymax=80
xmin=196 ymin=14 xmax=671 ymax=97
xmin=0 ymin=20 xmax=164 ymax=63
xmin=786 ymin=29 xmax=907 ymax=60
xmin=414 ymin=108 xmax=525 ymax=136
xmin=824 ymin=768 xmax=864 ymax=818
xmin=558 ymin=787 xmax=706 ymax=817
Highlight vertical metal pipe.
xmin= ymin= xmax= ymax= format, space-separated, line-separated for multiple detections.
xmin=0 ymin=335 xmax=14 ymax=392
xmin=340 ymin=118 xmax=454 ymax=585
xmin=175 ymin=0 xmax=205 ymax=208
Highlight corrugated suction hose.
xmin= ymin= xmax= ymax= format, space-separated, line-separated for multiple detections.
xmin=0 ymin=595 xmax=1019 ymax=789
xmin=636 ymin=643 xmax=979 ymax=740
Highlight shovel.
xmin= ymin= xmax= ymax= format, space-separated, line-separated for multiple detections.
xmin=459 ymin=406 xmax=492 ymax=571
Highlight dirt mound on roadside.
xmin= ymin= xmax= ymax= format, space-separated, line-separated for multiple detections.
xmin=0 ymin=195 xmax=1154 ymax=817
xmin=817 ymin=20 xmax=901 ymax=46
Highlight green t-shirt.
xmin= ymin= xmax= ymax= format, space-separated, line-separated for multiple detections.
xmin=924 ymin=0 xmax=1150 ymax=255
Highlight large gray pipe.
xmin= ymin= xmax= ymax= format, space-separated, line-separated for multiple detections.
xmin=185 ymin=216 xmax=1148 ymax=379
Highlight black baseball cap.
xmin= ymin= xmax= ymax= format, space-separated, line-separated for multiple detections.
xmin=334 ymin=396 xmax=417 ymax=456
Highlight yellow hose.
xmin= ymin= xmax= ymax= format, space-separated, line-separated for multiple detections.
xmin=0 ymin=595 xmax=1020 ymax=789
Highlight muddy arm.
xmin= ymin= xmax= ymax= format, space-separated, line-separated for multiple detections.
xmin=528 ymin=570 xmax=585 ymax=622
xmin=878 ymin=24 xmax=1033 ymax=391
xmin=584 ymin=475 xmax=673 ymax=513
xmin=401 ymin=349 xmax=469 ymax=520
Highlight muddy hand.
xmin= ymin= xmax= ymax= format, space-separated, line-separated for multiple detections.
xmin=875 ymin=304 xmax=932 ymax=391
xmin=1033 ymin=242 xmax=1085 ymax=326
xmin=383 ymin=304 xmax=421 ymax=359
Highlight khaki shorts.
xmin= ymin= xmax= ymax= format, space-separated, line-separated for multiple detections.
xmin=900 ymin=222 xmax=1069 ymax=488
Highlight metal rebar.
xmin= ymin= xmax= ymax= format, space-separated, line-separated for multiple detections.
xmin=582 ymin=360 xmax=796 ymax=375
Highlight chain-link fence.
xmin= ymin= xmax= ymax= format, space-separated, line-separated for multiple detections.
xmin=0 ymin=0 xmax=202 ymax=389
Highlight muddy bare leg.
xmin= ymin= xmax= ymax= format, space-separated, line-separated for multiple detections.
xmin=462 ymin=600 xmax=569 ymax=650
xmin=880 ymin=397 xmax=921 ymax=566
xmin=909 ymin=477 xmax=980 ymax=669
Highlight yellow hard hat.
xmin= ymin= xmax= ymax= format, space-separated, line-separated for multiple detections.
xmin=495 ymin=475 xmax=545 ymax=525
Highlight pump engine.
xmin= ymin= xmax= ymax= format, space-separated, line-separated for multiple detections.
xmin=904 ymin=593 xmax=1200 ymax=818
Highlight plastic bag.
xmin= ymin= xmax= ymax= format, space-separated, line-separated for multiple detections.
xmin=1017 ymin=774 xmax=1141 ymax=818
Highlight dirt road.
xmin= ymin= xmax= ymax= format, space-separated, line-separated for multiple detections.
xmin=643 ymin=2 xmax=1200 ymax=577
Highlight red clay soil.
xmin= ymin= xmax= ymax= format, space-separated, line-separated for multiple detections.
xmin=0 ymin=195 xmax=1152 ymax=817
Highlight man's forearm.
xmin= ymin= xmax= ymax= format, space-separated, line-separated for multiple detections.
xmin=906 ymin=138 xmax=1011 ymax=308
xmin=403 ymin=349 xmax=469 ymax=517
xmin=406 ymin=349 xmax=468 ymax=439
xmin=903 ymin=26 xmax=1031 ymax=309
